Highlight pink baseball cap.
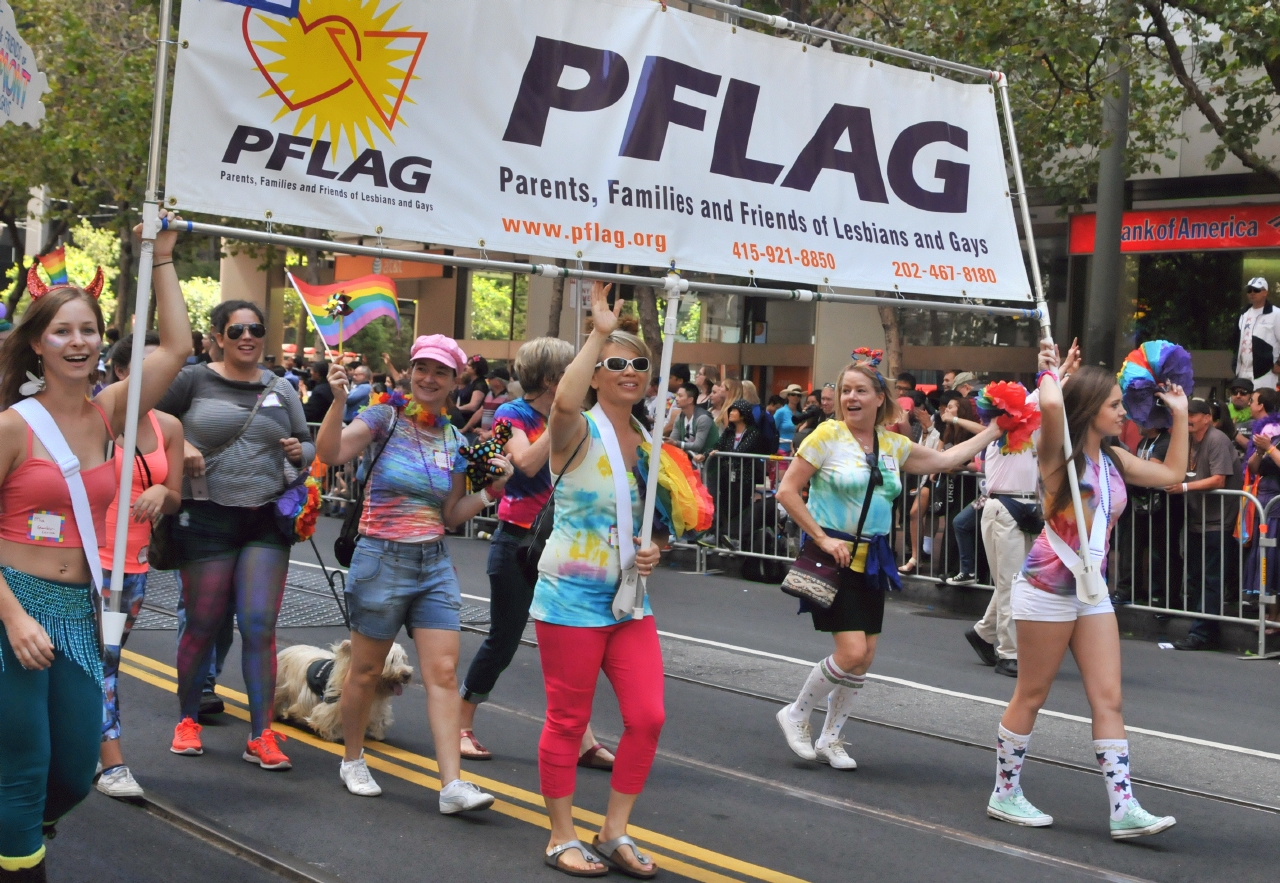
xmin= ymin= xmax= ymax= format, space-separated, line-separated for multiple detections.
xmin=408 ymin=334 xmax=468 ymax=372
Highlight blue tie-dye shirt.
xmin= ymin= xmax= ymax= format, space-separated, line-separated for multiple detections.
xmin=532 ymin=412 xmax=651 ymax=627
xmin=356 ymin=405 xmax=466 ymax=543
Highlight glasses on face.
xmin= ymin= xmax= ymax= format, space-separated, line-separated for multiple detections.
xmin=224 ymin=323 xmax=266 ymax=340
xmin=596 ymin=357 xmax=650 ymax=373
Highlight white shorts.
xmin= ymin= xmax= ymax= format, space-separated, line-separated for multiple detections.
xmin=1011 ymin=573 xmax=1114 ymax=622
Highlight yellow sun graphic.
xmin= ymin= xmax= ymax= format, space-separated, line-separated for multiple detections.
xmin=247 ymin=0 xmax=427 ymax=160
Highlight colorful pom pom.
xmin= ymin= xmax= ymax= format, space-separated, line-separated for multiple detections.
xmin=1118 ymin=340 xmax=1193 ymax=430
xmin=975 ymin=380 xmax=1040 ymax=454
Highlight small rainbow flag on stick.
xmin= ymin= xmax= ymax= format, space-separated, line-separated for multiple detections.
xmin=38 ymin=247 xmax=69 ymax=286
xmin=287 ymin=272 xmax=400 ymax=349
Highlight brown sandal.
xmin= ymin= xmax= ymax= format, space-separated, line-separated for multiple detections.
xmin=460 ymin=730 xmax=492 ymax=760
xmin=577 ymin=743 xmax=614 ymax=770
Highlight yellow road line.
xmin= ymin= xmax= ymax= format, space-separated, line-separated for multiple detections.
xmin=120 ymin=654 xmax=806 ymax=883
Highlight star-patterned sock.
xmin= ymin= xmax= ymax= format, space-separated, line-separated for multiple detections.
xmin=993 ymin=725 xmax=1031 ymax=800
xmin=815 ymin=677 xmax=865 ymax=749
xmin=788 ymin=656 xmax=857 ymax=722
xmin=1093 ymin=739 xmax=1136 ymax=821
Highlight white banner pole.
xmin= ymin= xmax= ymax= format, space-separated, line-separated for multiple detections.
xmin=105 ymin=0 xmax=175 ymax=636
xmin=996 ymin=74 xmax=1094 ymax=584
xmin=633 ymin=274 xmax=687 ymax=618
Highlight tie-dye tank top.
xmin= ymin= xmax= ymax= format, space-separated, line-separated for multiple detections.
xmin=532 ymin=412 xmax=650 ymax=627
xmin=1021 ymin=454 xmax=1127 ymax=596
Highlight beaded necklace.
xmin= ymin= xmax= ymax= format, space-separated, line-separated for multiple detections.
xmin=409 ymin=418 xmax=455 ymax=497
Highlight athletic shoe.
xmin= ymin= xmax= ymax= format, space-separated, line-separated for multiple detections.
xmin=243 ymin=730 xmax=292 ymax=771
xmin=170 ymin=717 xmax=204 ymax=756
xmin=814 ymin=739 xmax=857 ymax=770
xmin=994 ymin=658 xmax=1019 ymax=678
xmin=1110 ymin=804 xmax=1175 ymax=840
xmin=95 ymin=765 xmax=144 ymax=799
xmin=987 ymin=789 xmax=1053 ymax=826
xmin=1172 ymin=634 xmax=1216 ymax=651
xmin=964 ymin=628 xmax=999 ymax=666
xmin=945 ymin=572 xmax=979 ymax=587
xmin=775 ymin=705 xmax=817 ymax=761
xmin=339 ymin=754 xmax=382 ymax=797
xmin=439 ymin=779 xmax=494 ymax=814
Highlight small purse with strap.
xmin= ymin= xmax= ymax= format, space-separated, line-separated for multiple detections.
xmin=780 ymin=430 xmax=883 ymax=609
xmin=334 ymin=411 xmax=399 ymax=567
xmin=515 ymin=431 xmax=588 ymax=585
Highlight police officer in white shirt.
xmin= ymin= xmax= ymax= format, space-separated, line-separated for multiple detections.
xmin=1234 ymin=277 xmax=1280 ymax=392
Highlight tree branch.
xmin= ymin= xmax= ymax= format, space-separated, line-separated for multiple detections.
xmin=1140 ymin=0 xmax=1280 ymax=187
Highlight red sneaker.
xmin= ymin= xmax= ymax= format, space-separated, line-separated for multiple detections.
xmin=243 ymin=729 xmax=291 ymax=770
xmin=170 ymin=717 xmax=203 ymax=756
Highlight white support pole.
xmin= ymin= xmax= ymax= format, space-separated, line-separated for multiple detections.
xmin=105 ymin=0 xmax=174 ymax=635
xmin=996 ymin=74 xmax=1096 ymax=585
xmin=633 ymin=273 xmax=688 ymax=618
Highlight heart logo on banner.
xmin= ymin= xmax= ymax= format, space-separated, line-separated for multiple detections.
xmin=241 ymin=1 xmax=427 ymax=148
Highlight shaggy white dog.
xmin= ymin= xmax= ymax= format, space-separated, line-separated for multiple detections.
xmin=273 ymin=640 xmax=413 ymax=742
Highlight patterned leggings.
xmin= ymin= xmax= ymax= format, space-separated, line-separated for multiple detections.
xmin=101 ymin=571 xmax=148 ymax=742
xmin=175 ymin=545 xmax=289 ymax=734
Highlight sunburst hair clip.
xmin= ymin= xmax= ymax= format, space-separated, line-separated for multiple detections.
xmin=27 ymin=263 xmax=105 ymax=300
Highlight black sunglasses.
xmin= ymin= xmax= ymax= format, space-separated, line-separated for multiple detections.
xmin=224 ymin=323 xmax=266 ymax=340
xmin=596 ymin=357 xmax=650 ymax=373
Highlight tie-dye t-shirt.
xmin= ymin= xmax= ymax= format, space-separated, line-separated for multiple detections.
xmin=356 ymin=404 xmax=466 ymax=543
xmin=1021 ymin=454 xmax=1127 ymax=596
xmin=532 ymin=412 xmax=651 ymax=628
xmin=494 ymin=397 xmax=552 ymax=529
xmin=796 ymin=422 xmax=912 ymax=570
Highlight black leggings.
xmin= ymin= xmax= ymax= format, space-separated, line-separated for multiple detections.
xmin=461 ymin=525 xmax=532 ymax=704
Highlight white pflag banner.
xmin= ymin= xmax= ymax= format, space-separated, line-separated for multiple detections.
xmin=166 ymin=0 xmax=1031 ymax=300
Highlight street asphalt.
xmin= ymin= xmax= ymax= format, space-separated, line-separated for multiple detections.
xmin=51 ymin=517 xmax=1280 ymax=883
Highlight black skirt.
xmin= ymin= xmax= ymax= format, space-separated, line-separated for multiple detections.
xmin=808 ymin=568 xmax=886 ymax=635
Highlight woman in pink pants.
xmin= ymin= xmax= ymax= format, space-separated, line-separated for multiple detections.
xmin=535 ymin=282 xmax=664 ymax=878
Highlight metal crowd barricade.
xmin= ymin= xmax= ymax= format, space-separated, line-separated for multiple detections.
xmin=694 ymin=450 xmax=799 ymax=575
xmin=894 ymin=470 xmax=991 ymax=588
xmin=1112 ymin=486 xmax=1277 ymax=656
xmin=306 ymin=423 xmax=358 ymax=514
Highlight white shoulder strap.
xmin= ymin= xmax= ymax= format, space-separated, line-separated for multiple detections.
xmin=11 ymin=399 xmax=104 ymax=594
xmin=588 ymin=404 xmax=640 ymax=573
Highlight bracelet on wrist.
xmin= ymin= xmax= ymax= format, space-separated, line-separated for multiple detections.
xmin=1035 ymin=370 xmax=1053 ymax=387
xmin=153 ymin=259 xmax=173 ymax=268
xmin=477 ymin=487 xmax=492 ymax=505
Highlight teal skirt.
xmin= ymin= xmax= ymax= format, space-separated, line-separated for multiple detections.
xmin=1 ymin=567 xmax=102 ymax=687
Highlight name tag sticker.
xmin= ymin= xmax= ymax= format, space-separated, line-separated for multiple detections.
xmin=880 ymin=453 xmax=899 ymax=472
xmin=608 ymin=525 xmax=619 ymax=547
xmin=28 ymin=511 xmax=65 ymax=542
xmin=434 ymin=451 xmax=451 ymax=470
xmin=261 ymin=392 xmax=283 ymax=408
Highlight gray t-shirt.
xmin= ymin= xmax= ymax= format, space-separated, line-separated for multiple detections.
xmin=1186 ymin=426 xmax=1240 ymax=533
xmin=157 ymin=364 xmax=315 ymax=509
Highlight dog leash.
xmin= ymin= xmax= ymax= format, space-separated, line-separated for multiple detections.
xmin=309 ymin=536 xmax=351 ymax=630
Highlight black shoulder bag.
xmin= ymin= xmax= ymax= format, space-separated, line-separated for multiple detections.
xmin=334 ymin=411 xmax=399 ymax=567
xmin=515 ymin=431 xmax=588 ymax=585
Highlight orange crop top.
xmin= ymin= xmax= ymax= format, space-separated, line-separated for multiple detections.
xmin=100 ymin=410 xmax=168 ymax=573
xmin=0 ymin=403 xmax=118 ymax=548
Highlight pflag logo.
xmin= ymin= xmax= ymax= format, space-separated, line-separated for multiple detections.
xmin=242 ymin=0 xmax=426 ymax=160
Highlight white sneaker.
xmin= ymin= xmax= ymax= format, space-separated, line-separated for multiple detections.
xmin=95 ymin=765 xmax=145 ymax=799
xmin=339 ymin=755 xmax=382 ymax=797
xmin=814 ymin=739 xmax=857 ymax=770
xmin=776 ymin=705 xmax=818 ymax=761
xmin=439 ymin=778 xmax=494 ymax=814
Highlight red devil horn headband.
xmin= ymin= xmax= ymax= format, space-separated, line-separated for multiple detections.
xmin=27 ymin=264 xmax=104 ymax=300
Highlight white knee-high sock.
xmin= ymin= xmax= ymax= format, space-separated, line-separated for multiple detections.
xmin=1093 ymin=740 xmax=1136 ymax=820
xmin=788 ymin=655 xmax=856 ymax=722
xmin=993 ymin=725 xmax=1031 ymax=800
xmin=815 ymin=677 xmax=865 ymax=748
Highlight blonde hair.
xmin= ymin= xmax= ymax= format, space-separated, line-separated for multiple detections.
xmin=715 ymin=378 xmax=743 ymax=428
xmin=834 ymin=363 xmax=901 ymax=426
xmin=740 ymin=380 xmax=760 ymax=405
xmin=513 ymin=337 xmax=575 ymax=395
xmin=586 ymin=330 xmax=651 ymax=408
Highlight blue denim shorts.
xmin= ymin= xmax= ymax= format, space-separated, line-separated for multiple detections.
xmin=346 ymin=536 xmax=461 ymax=639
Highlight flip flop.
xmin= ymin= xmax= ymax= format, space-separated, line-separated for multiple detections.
xmin=592 ymin=834 xmax=657 ymax=879
xmin=459 ymin=730 xmax=492 ymax=761
xmin=577 ymin=743 xmax=614 ymax=770
xmin=545 ymin=841 xmax=607 ymax=877
xmin=898 ymin=558 xmax=918 ymax=574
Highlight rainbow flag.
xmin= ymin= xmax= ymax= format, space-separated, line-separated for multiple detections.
xmin=39 ymin=247 xmax=68 ymax=285
xmin=288 ymin=272 xmax=399 ymax=346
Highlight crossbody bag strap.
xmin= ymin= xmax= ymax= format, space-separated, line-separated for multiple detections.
xmin=356 ymin=411 xmax=400 ymax=504
xmin=12 ymin=399 xmax=104 ymax=594
xmin=846 ymin=429 xmax=882 ymax=564
xmin=526 ymin=430 xmax=588 ymax=535
xmin=202 ymin=373 xmax=273 ymax=462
